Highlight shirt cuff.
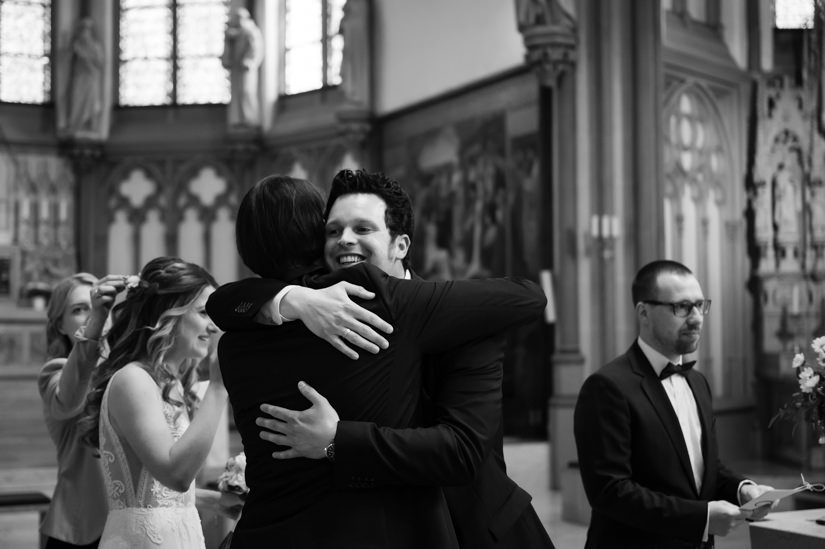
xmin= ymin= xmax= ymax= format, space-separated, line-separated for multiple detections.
xmin=737 ymin=479 xmax=756 ymax=505
xmin=272 ymin=285 xmax=297 ymax=324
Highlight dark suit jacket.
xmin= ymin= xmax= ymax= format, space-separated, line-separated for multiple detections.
xmin=573 ymin=341 xmax=746 ymax=549
xmin=335 ymin=337 xmax=551 ymax=549
xmin=209 ymin=263 xmax=546 ymax=548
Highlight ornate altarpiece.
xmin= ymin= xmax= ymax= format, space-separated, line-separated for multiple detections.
xmin=751 ymin=75 xmax=825 ymax=466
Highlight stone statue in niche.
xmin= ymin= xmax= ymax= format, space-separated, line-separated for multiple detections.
xmin=773 ymin=162 xmax=801 ymax=242
xmin=221 ymin=7 xmax=264 ymax=128
xmin=339 ymin=0 xmax=370 ymax=106
xmin=66 ymin=17 xmax=104 ymax=137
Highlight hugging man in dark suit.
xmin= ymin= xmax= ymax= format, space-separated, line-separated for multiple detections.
xmin=208 ymin=174 xmax=547 ymax=548
xmin=207 ymin=170 xmax=555 ymax=549
xmin=574 ymin=260 xmax=774 ymax=549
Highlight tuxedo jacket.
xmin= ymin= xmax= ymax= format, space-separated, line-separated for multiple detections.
xmin=208 ymin=263 xmax=545 ymax=548
xmin=573 ymin=341 xmax=746 ymax=549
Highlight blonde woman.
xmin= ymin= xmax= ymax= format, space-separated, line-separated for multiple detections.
xmin=39 ymin=272 xmax=124 ymax=549
xmin=82 ymin=257 xmax=227 ymax=549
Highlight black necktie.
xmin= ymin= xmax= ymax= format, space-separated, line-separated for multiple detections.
xmin=659 ymin=361 xmax=696 ymax=380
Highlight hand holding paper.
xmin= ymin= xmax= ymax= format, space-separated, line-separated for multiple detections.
xmin=739 ymin=474 xmax=825 ymax=520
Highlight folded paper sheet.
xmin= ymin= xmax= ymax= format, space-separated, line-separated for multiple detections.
xmin=740 ymin=485 xmax=810 ymax=511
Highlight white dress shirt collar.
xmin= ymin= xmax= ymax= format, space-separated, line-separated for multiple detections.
xmin=637 ymin=336 xmax=684 ymax=378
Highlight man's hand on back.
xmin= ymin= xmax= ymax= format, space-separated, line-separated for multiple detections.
xmin=280 ymin=283 xmax=393 ymax=360
xmin=257 ymin=381 xmax=339 ymax=460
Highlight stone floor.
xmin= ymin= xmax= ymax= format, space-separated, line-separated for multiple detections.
xmin=4 ymin=439 xmax=819 ymax=549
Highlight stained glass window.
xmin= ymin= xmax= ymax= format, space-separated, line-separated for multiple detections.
xmin=0 ymin=0 xmax=51 ymax=103
xmin=119 ymin=0 xmax=229 ymax=106
xmin=284 ymin=0 xmax=344 ymax=95
xmin=775 ymin=0 xmax=815 ymax=29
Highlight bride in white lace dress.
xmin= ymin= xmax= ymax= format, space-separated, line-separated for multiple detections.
xmin=81 ymin=257 xmax=227 ymax=548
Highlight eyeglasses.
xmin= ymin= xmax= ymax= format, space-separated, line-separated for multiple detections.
xmin=643 ymin=299 xmax=711 ymax=318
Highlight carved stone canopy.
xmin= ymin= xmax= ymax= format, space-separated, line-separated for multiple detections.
xmin=515 ymin=0 xmax=577 ymax=87
xmin=522 ymin=24 xmax=577 ymax=87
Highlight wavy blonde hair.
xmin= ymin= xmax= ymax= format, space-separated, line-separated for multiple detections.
xmin=81 ymin=257 xmax=217 ymax=450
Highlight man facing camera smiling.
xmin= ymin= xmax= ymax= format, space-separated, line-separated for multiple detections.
xmin=208 ymin=169 xmax=555 ymax=548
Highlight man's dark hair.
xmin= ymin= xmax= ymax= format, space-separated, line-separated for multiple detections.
xmin=325 ymin=169 xmax=415 ymax=240
xmin=631 ymin=260 xmax=693 ymax=305
xmin=236 ymin=175 xmax=326 ymax=279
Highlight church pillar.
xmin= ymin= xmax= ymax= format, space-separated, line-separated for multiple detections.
xmin=515 ymin=0 xmax=579 ymax=490
xmin=532 ymin=0 xmax=663 ymax=493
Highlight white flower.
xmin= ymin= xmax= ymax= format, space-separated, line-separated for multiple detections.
xmin=125 ymin=275 xmax=141 ymax=289
xmin=217 ymin=451 xmax=248 ymax=494
xmin=812 ymin=337 xmax=825 ymax=357
xmin=792 ymin=353 xmax=806 ymax=369
xmin=799 ymin=366 xmax=820 ymax=393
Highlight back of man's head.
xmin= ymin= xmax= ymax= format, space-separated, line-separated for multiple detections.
xmin=236 ymin=175 xmax=326 ymax=279
xmin=631 ymin=259 xmax=693 ymax=305
xmin=325 ymin=169 xmax=415 ymax=241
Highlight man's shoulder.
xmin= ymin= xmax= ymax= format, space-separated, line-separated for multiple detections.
xmin=587 ymin=345 xmax=638 ymax=382
xmin=304 ymin=263 xmax=390 ymax=289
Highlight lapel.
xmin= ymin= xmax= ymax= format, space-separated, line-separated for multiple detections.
xmin=684 ymin=369 xmax=714 ymax=497
xmin=628 ymin=342 xmax=698 ymax=495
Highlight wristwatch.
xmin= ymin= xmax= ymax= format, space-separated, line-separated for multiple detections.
xmin=324 ymin=441 xmax=335 ymax=462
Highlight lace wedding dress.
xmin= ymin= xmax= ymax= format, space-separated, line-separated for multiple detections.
xmin=97 ymin=372 xmax=205 ymax=548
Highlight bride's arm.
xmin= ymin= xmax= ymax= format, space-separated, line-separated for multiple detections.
xmin=107 ymin=362 xmax=227 ymax=492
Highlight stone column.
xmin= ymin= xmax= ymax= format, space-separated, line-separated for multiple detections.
xmin=515 ymin=0 xmax=580 ymax=490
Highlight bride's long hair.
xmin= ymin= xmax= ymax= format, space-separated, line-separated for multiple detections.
xmin=81 ymin=256 xmax=217 ymax=450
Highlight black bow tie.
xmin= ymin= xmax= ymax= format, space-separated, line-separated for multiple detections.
xmin=659 ymin=361 xmax=696 ymax=380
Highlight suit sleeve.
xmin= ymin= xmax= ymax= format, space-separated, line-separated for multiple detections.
xmin=333 ymin=337 xmax=504 ymax=487
xmin=206 ymin=278 xmax=289 ymax=332
xmin=574 ymin=373 xmax=709 ymax=543
xmin=384 ymin=274 xmax=547 ymax=353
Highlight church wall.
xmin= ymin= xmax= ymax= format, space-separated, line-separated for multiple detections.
xmin=373 ymin=0 xmax=525 ymax=114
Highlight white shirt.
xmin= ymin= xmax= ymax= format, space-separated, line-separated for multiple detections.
xmin=637 ymin=336 xmax=709 ymax=540
xmin=637 ymin=337 xmax=705 ymax=492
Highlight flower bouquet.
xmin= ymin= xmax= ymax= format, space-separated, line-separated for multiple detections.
xmin=770 ymin=337 xmax=825 ymax=444
xmin=217 ymin=451 xmax=249 ymax=498
xmin=216 ymin=452 xmax=247 ymax=549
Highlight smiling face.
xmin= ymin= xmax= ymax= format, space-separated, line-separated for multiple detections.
xmin=637 ymin=272 xmax=704 ymax=361
xmin=59 ymin=284 xmax=92 ymax=345
xmin=324 ymin=193 xmax=410 ymax=278
xmin=167 ymin=286 xmax=217 ymax=365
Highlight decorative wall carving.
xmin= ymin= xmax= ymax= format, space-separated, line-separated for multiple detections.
xmin=750 ymin=76 xmax=825 ymax=358
xmin=515 ymin=0 xmax=577 ymax=87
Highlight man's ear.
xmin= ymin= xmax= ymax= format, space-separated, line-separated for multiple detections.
xmin=394 ymin=234 xmax=411 ymax=259
xmin=635 ymin=302 xmax=648 ymax=321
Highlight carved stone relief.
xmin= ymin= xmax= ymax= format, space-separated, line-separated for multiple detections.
xmin=750 ymin=76 xmax=825 ymax=355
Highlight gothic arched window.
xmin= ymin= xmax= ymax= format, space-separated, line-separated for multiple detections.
xmin=119 ymin=0 xmax=230 ymax=106
xmin=0 ymin=0 xmax=51 ymax=103
xmin=283 ymin=0 xmax=344 ymax=95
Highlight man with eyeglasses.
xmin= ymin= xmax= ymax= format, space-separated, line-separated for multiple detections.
xmin=573 ymin=259 xmax=774 ymax=549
